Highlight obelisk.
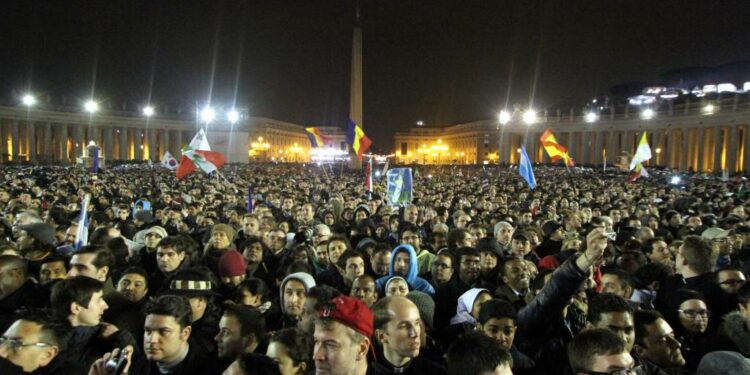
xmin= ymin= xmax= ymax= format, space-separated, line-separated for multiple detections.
xmin=349 ymin=6 xmax=363 ymax=169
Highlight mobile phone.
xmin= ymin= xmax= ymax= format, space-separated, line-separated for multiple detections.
xmin=605 ymin=230 xmax=617 ymax=241
xmin=105 ymin=348 xmax=129 ymax=375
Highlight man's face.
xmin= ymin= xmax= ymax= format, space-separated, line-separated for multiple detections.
xmin=117 ymin=273 xmax=149 ymax=303
xmin=75 ymin=290 xmax=108 ymax=326
xmin=717 ymin=270 xmax=746 ymax=294
xmin=156 ymin=247 xmax=186 ymax=273
xmin=400 ymin=230 xmax=421 ymax=251
xmin=511 ymin=238 xmax=531 ymax=257
xmin=587 ymin=351 xmax=635 ymax=374
xmin=520 ymin=212 xmax=533 ymax=225
xmin=609 ymin=210 xmax=622 ymax=223
xmin=63 ymin=225 xmax=78 ymax=246
xmin=343 ymin=256 xmax=365 ymax=285
xmin=648 ymin=240 xmax=673 ymax=267
xmin=241 ymin=217 xmax=260 ymax=237
xmin=432 ymin=255 xmax=454 ymax=284
xmin=267 ymin=231 xmax=287 ymax=252
xmin=601 ymin=274 xmax=630 ymax=299
xmin=282 ymin=198 xmax=294 ymax=211
xmin=242 ymin=242 xmax=264 ymax=264
xmin=371 ymin=252 xmax=390 ymax=276
xmin=497 ymin=226 xmax=514 ymax=245
xmin=144 ymin=314 xmax=190 ymax=363
xmin=39 ymin=261 xmax=67 ymax=283
xmin=327 ymin=240 xmax=347 ymax=265
xmin=215 ymin=314 xmax=246 ymax=359
xmin=393 ymin=251 xmax=411 ymax=276
xmin=592 ymin=312 xmax=635 ymax=352
xmin=351 ymin=277 xmax=377 ymax=307
xmin=0 ymin=320 xmax=58 ymax=372
xmin=459 ymin=254 xmax=481 ymax=283
xmin=283 ymin=280 xmax=307 ymax=317
xmin=636 ymin=318 xmax=685 ymax=368
xmin=145 ymin=232 xmax=163 ymax=249
xmin=502 ymin=259 xmax=530 ymax=292
xmin=313 ymin=321 xmax=367 ymax=375
xmin=481 ymin=317 xmax=517 ymax=351
xmin=68 ymin=253 xmax=106 ymax=281
xmin=378 ymin=300 xmax=422 ymax=361
xmin=404 ymin=207 xmax=418 ymax=224
xmin=455 ymin=215 xmax=470 ymax=229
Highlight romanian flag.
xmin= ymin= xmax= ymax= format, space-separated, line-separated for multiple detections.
xmin=346 ymin=119 xmax=372 ymax=159
xmin=305 ymin=127 xmax=331 ymax=148
xmin=540 ymin=129 xmax=574 ymax=167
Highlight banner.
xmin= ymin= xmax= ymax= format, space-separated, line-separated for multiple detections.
xmin=386 ymin=168 xmax=413 ymax=205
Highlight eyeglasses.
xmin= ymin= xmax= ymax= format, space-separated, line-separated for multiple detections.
xmin=719 ymin=279 xmax=746 ymax=286
xmin=583 ymin=369 xmax=636 ymax=375
xmin=0 ymin=337 xmax=53 ymax=351
xmin=433 ymin=262 xmax=452 ymax=269
xmin=678 ymin=309 xmax=710 ymax=319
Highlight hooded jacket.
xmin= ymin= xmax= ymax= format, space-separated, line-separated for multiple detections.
xmin=449 ymin=288 xmax=489 ymax=325
xmin=279 ymin=272 xmax=316 ymax=315
xmin=376 ymin=244 xmax=435 ymax=296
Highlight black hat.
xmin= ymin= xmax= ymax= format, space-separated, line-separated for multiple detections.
xmin=19 ymin=223 xmax=57 ymax=246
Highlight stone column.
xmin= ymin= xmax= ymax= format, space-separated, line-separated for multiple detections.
xmin=133 ymin=129 xmax=143 ymax=160
xmin=744 ymin=126 xmax=750 ymax=175
xmin=728 ymin=125 xmax=739 ymax=174
xmin=666 ymin=129 xmax=677 ymax=169
xmin=118 ymin=128 xmax=127 ymax=160
xmin=27 ymin=122 xmax=36 ymax=162
xmin=567 ymin=132 xmax=576 ymax=163
xmin=696 ymin=128 xmax=705 ymax=172
xmin=103 ymin=127 xmax=113 ymax=161
xmin=148 ymin=128 xmax=157 ymax=160
xmin=72 ymin=125 xmax=83 ymax=160
xmin=594 ymin=131 xmax=604 ymax=165
xmin=580 ymin=132 xmax=589 ymax=164
xmin=529 ymin=132 xmax=540 ymax=163
xmin=10 ymin=121 xmax=19 ymax=161
xmin=59 ymin=124 xmax=69 ymax=163
xmin=162 ymin=129 xmax=171 ymax=157
xmin=499 ymin=131 xmax=510 ymax=164
xmin=713 ymin=127 xmax=723 ymax=173
xmin=43 ymin=123 xmax=52 ymax=162
xmin=679 ymin=129 xmax=689 ymax=171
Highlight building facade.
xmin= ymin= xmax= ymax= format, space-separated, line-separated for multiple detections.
xmin=394 ymin=98 xmax=750 ymax=174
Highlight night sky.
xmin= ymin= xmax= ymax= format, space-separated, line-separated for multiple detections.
xmin=1 ymin=0 xmax=749 ymax=150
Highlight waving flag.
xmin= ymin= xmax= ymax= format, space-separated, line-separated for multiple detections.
xmin=305 ymin=127 xmax=331 ymax=148
xmin=518 ymin=146 xmax=537 ymax=190
xmin=176 ymin=129 xmax=226 ymax=179
xmin=346 ymin=119 xmax=372 ymax=160
xmin=74 ymin=194 xmax=91 ymax=250
xmin=629 ymin=131 xmax=652 ymax=170
xmin=540 ymin=129 xmax=574 ymax=167
xmin=628 ymin=163 xmax=650 ymax=182
xmin=161 ymin=151 xmax=179 ymax=170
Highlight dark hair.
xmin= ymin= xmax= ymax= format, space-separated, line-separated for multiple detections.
xmin=118 ymin=266 xmax=149 ymax=288
xmin=14 ymin=308 xmax=71 ymax=349
xmin=602 ymin=268 xmax=634 ymax=291
xmin=236 ymin=278 xmax=271 ymax=303
xmin=446 ymin=331 xmax=512 ymax=375
xmin=223 ymin=304 xmax=266 ymax=342
xmin=50 ymin=276 xmax=104 ymax=318
xmin=157 ymin=235 xmax=189 ymax=254
xmin=456 ymin=246 xmax=480 ymax=269
xmin=680 ymin=235 xmax=715 ymax=274
xmin=269 ymin=328 xmax=313 ymax=369
xmin=143 ymin=295 xmax=193 ymax=329
xmin=477 ymin=299 xmax=517 ymax=325
xmin=642 ymin=237 xmax=666 ymax=255
xmin=447 ymin=229 xmax=471 ymax=251
xmin=738 ymin=282 xmax=750 ymax=305
xmin=75 ymin=245 xmax=115 ymax=275
xmin=588 ymin=293 xmax=633 ymax=324
xmin=336 ymin=250 xmax=366 ymax=269
xmin=632 ymin=262 xmax=673 ymax=289
xmin=372 ymin=243 xmax=392 ymax=257
xmin=326 ymin=235 xmax=352 ymax=254
xmin=236 ymin=353 xmax=282 ymax=375
xmin=634 ymin=309 xmax=663 ymax=347
xmin=568 ymin=328 xmax=627 ymax=373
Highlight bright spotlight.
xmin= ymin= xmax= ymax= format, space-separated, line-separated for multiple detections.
xmin=416 ymin=120 xmax=424 ymax=126
xmin=142 ymin=106 xmax=155 ymax=117
xmin=703 ymin=104 xmax=715 ymax=114
xmin=375 ymin=170 xmax=382 ymax=178
xmin=200 ymin=107 xmax=216 ymax=123
xmin=498 ymin=110 xmax=511 ymax=125
xmin=641 ymin=108 xmax=655 ymax=119
xmin=227 ymin=110 xmax=240 ymax=124
xmin=670 ymin=176 xmax=681 ymax=185
xmin=21 ymin=94 xmax=36 ymax=107
xmin=584 ymin=112 xmax=598 ymax=123
xmin=84 ymin=100 xmax=99 ymax=113
xmin=522 ymin=109 xmax=537 ymax=125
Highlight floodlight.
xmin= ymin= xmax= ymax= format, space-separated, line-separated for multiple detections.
xmin=522 ymin=109 xmax=536 ymax=125
xmin=227 ymin=110 xmax=240 ymax=124
xmin=498 ymin=110 xmax=511 ymax=125
xmin=641 ymin=108 xmax=655 ymax=119
xmin=22 ymin=94 xmax=36 ymax=106
xmin=584 ymin=112 xmax=598 ymax=123
xmin=84 ymin=100 xmax=99 ymax=113
xmin=143 ymin=106 xmax=155 ymax=117
xmin=200 ymin=107 xmax=216 ymax=123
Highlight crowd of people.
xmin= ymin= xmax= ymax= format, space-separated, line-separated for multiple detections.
xmin=0 ymin=162 xmax=748 ymax=375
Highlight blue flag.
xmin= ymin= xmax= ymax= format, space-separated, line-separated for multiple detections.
xmin=247 ymin=186 xmax=254 ymax=213
xmin=519 ymin=146 xmax=537 ymax=190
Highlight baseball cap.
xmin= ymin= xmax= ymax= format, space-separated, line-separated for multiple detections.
xmin=318 ymin=295 xmax=373 ymax=338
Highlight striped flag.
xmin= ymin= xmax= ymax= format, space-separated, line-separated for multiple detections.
xmin=540 ymin=129 xmax=574 ymax=167
xmin=305 ymin=127 xmax=331 ymax=148
xmin=247 ymin=186 xmax=254 ymax=213
xmin=74 ymin=194 xmax=91 ymax=250
xmin=518 ymin=146 xmax=537 ymax=189
xmin=346 ymin=119 xmax=372 ymax=160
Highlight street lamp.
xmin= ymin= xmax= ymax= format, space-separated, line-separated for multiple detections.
xmin=142 ymin=106 xmax=155 ymax=117
xmin=84 ymin=100 xmax=99 ymax=113
xmin=641 ymin=108 xmax=655 ymax=120
xmin=584 ymin=112 xmax=598 ymax=123
xmin=21 ymin=94 xmax=36 ymax=107
xmin=200 ymin=107 xmax=216 ymax=123
xmin=416 ymin=120 xmax=424 ymax=126
xmin=522 ymin=109 xmax=537 ymax=125
xmin=498 ymin=110 xmax=511 ymax=125
xmin=703 ymin=104 xmax=715 ymax=114
xmin=227 ymin=110 xmax=240 ymax=124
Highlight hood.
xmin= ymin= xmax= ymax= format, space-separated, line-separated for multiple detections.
xmin=721 ymin=312 xmax=750 ymax=355
xmin=450 ymin=288 xmax=489 ymax=325
xmin=279 ymin=272 xmax=316 ymax=315
xmin=388 ymin=244 xmax=419 ymax=284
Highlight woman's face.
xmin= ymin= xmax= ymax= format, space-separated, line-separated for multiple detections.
xmin=678 ymin=299 xmax=709 ymax=335
xmin=386 ymin=279 xmax=409 ymax=297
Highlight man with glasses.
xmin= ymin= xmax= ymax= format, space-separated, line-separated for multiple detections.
xmin=401 ymin=224 xmax=434 ymax=277
xmin=0 ymin=308 xmax=81 ymax=373
xmin=429 ymin=251 xmax=455 ymax=288
xmin=568 ymin=328 xmax=636 ymax=375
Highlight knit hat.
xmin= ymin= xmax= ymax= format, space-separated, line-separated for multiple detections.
xmin=143 ymin=226 xmax=168 ymax=239
xmin=19 ymin=223 xmax=57 ymax=246
xmin=385 ymin=276 xmax=409 ymax=293
xmin=318 ymin=295 xmax=374 ymax=338
xmin=475 ymin=237 xmax=503 ymax=258
xmin=354 ymin=204 xmax=371 ymax=216
xmin=542 ymin=221 xmax=563 ymax=237
xmin=212 ymin=224 xmax=237 ymax=242
xmin=218 ymin=249 xmax=246 ymax=277
xmin=697 ymin=351 xmax=750 ymax=375
xmin=279 ymin=272 xmax=316 ymax=313
xmin=406 ymin=291 xmax=435 ymax=329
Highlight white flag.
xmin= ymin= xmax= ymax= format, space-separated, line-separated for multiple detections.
xmin=629 ymin=132 xmax=652 ymax=170
xmin=161 ymin=151 xmax=179 ymax=170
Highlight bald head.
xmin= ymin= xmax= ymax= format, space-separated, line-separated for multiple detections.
xmin=0 ymin=255 xmax=28 ymax=300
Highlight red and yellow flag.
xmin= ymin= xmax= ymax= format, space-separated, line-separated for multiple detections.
xmin=540 ymin=129 xmax=574 ymax=167
xmin=305 ymin=127 xmax=331 ymax=148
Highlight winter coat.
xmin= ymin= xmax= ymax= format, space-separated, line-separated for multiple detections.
xmin=375 ymin=244 xmax=435 ymax=296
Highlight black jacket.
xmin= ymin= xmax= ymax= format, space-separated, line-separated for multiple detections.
xmin=0 ymin=279 xmax=48 ymax=332
xmin=146 ymin=344 xmax=220 ymax=375
xmin=369 ymin=350 xmax=447 ymax=375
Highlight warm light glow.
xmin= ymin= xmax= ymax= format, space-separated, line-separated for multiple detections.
xmin=522 ymin=109 xmax=537 ymax=125
xmin=584 ymin=112 xmax=598 ymax=123
xmin=142 ymin=106 xmax=155 ymax=117
xmin=227 ymin=110 xmax=240 ymax=124
xmin=703 ymin=104 xmax=715 ymax=114
xmin=200 ymin=107 xmax=216 ymax=123
xmin=641 ymin=108 xmax=655 ymax=119
xmin=84 ymin=100 xmax=99 ymax=113
xmin=655 ymin=148 xmax=662 ymax=154
xmin=22 ymin=94 xmax=36 ymax=106
xmin=498 ymin=110 xmax=511 ymax=125
xmin=416 ymin=120 xmax=424 ymax=126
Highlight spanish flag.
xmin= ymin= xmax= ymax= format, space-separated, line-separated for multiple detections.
xmin=540 ymin=129 xmax=574 ymax=167
xmin=346 ymin=119 xmax=372 ymax=159
xmin=305 ymin=127 xmax=331 ymax=148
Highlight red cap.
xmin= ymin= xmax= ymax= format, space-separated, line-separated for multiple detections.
xmin=218 ymin=249 xmax=247 ymax=277
xmin=318 ymin=295 xmax=373 ymax=338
